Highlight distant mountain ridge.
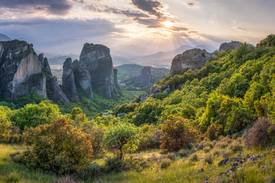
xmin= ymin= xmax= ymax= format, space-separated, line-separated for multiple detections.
xmin=0 ymin=33 xmax=11 ymax=41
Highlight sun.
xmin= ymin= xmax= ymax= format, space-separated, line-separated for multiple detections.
xmin=162 ymin=21 xmax=174 ymax=28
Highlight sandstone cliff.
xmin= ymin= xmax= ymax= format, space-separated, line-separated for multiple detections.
xmin=78 ymin=43 xmax=120 ymax=99
xmin=0 ymin=40 xmax=47 ymax=100
xmin=0 ymin=40 xmax=69 ymax=103
xmin=121 ymin=67 xmax=152 ymax=86
xmin=219 ymin=41 xmax=242 ymax=52
xmin=170 ymin=49 xmax=212 ymax=77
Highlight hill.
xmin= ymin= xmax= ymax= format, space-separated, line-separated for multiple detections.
xmin=0 ymin=33 xmax=11 ymax=41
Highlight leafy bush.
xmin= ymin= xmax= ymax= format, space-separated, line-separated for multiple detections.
xmin=149 ymin=130 xmax=163 ymax=149
xmin=104 ymin=122 xmax=140 ymax=159
xmin=5 ymin=172 xmax=20 ymax=183
xmin=161 ymin=158 xmax=171 ymax=169
xmin=160 ymin=116 xmax=196 ymax=152
xmin=229 ymin=142 xmax=243 ymax=153
xmin=179 ymin=149 xmax=189 ymax=157
xmin=243 ymin=117 xmax=275 ymax=148
xmin=18 ymin=117 xmax=93 ymax=175
xmin=203 ymin=146 xmax=211 ymax=153
xmin=221 ymin=149 xmax=232 ymax=158
xmin=189 ymin=154 xmax=198 ymax=161
xmin=104 ymin=158 xmax=123 ymax=173
xmin=204 ymin=154 xmax=213 ymax=165
xmin=11 ymin=100 xmax=60 ymax=131
xmin=205 ymin=123 xmax=223 ymax=140
xmin=162 ymin=152 xmax=176 ymax=161
xmin=78 ymin=163 xmax=102 ymax=180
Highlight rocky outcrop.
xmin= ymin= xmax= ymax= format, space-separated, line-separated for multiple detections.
xmin=121 ymin=67 xmax=152 ymax=86
xmin=113 ymin=69 xmax=121 ymax=91
xmin=73 ymin=60 xmax=94 ymax=100
xmin=138 ymin=85 xmax=171 ymax=103
xmin=78 ymin=43 xmax=120 ymax=99
xmin=170 ymin=49 xmax=212 ymax=77
xmin=0 ymin=40 xmax=47 ymax=100
xmin=219 ymin=41 xmax=242 ymax=52
xmin=43 ymin=57 xmax=70 ymax=103
xmin=62 ymin=58 xmax=80 ymax=102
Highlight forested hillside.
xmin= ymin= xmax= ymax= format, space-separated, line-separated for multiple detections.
xmin=1 ymin=35 xmax=275 ymax=183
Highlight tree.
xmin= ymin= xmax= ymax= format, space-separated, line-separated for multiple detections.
xmin=103 ymin=122 xmax=140 ymax=159
xmin=160 ymin=115 xmax=196 ymax=152
xmin=11 ymin=100 xmax=60 ymax=131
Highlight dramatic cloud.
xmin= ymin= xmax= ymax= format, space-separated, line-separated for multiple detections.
xmin=186 ymin=2 xmax=196 ymax=7
xmin=131 ymin=0 xmax=164 ymax=18
xmin=0 ymin=0 xmax=84 ymax=15
xmin=84 ymin=4 xmax=149 ymax=18
xmin=234 ymin=26 xmax=248 ymax=32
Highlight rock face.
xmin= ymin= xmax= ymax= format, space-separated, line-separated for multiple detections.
xmin=73 ymin=60 xmax=94 ymax=100
xmin=121 ymin=67 xmax=152 ymax=86
xmin=170 ymin=49 xmax=212 ymax=77
xmin=78 ymin=43 xmax=120 ymax=99
xmin=0 ymin=40 xmax=47 ymax=100
xmin=0 ymin=40 xmax=70 ymax=103
xmin=62 ymin=58 xmax=80 ymax=102
xmin=219 ymin=41 xmax=242 ymax=52
xmin=43 ymin=57 xmax=70 ymax=103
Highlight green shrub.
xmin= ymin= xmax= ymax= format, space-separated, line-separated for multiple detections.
xmin=189 ymin=154 xmax=198 ymax=161
xmin=161 ymin=158 xmax=171 ymax=169
xmin=163 ymin=152 xmax=177 ymax=161
xmin=203 ymin=146 xmax=211 ymax=153
xmin=229 ymin=142 xmax=243 ymax=153
xmin=104 ymin=158 xmax=123 ymax=173
xmin=10 ymin=151 xmax=23 ymax=164
xmin=221 ymin=149 xmax=232 ymax=158
xmin=212 ymin=149 xmax=220 ymax=156
xmin=204 ymin=154 xmax=213 ymax=165
xmin=5 ymin=172 xmax=20 ymax=183
xmin=78 ymin=163 xmax=102 ymax=180
xmin=19 ymin=117 xmax=93 ymax=175
xmin=179 ymin=149 xmax=189 ymax=157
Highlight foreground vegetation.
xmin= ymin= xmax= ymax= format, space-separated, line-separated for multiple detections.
xmin=1 ymin=35 xmax=275 ymax=182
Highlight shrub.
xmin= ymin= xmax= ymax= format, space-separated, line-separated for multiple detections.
xmin=129 ymin=157 xmax=148 ymax=172
xmin=229 ymin=142 xmax=243 ymax=153
xmin=179 ymin=149 xmax=189 ymax=157
xmin=149 ymin=130 xmax=163 ymax=149
xmin=10 ymin=152 xmax=23 ymax=164
xmin=104 ymin=122 xmax=140 ymax=159
xmin=54 ymin=176 xmax=76 ymax=183
xmin=212 ymin=149 xmax=220 ymax=156
xmin=243 ymin=117 xmax=275 ymax=148
xmin=221 ymin=149 xmax=232 ymax=158
xmin=160 ymin=116 xmax=196 ymax=152
xmin=163 ymin=152 xmax=176 ymax=161
xmin=161 ymin=158 xmax=171 ymax=169
xmin=205 ymin=123 xmax=223 ymax=140
xmin=104 ymin=158 xmax=123 ymax=173
xmin=11 ymin=100 xmax=60 ymax=131
xmin=78 ymin=163 xmax=102 ymax=180
xmin=203 ymin=146 xmax=211 ymax=153
xmin=19 ymin=117 xmax=93 ymax=175
xmin=5 ymin=172 xmax=20 ymax=183
xmin=190 ymin=148 xmax=196 ymax=154
xmin=204 ymin=154 xmax=213 ymax=165
xmin=189 ymin=154 xmax=198 ymax=161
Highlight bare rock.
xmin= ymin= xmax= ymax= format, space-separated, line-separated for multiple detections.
xmin=62 ymin=58 xmax=80 ymax=102
xmin=170 ymin=48 xmax=212 ymax=77
xmin=219 ymin=41 xmax=242 ymax=52
xmin=121 ymin=67 xmax=152 ymax=87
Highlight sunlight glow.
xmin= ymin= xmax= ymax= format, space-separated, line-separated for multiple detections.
xmin=162 ymin=21 xmax=174 ymax=28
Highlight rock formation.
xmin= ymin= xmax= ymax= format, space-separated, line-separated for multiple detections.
xmin=121 ymin=67 xmax=152 ymax=86
xmin=73 ymin=60 xmax=94 ymax=100
xmin=219 ymin=41 xmax=242 ymax=52
xmin=0 ymin=40 xmax=69 ymax=103
xmin=170 ymin=49 xmax=212 ymax=77
xmin=0 ymin=40 xmax=47 ymax=100
xmin=0 ymin=33 xmax=11 ymax=41
xmin=62 ymin=58 xmax=80 ymax=102
xmin=78 ymin=43 xmax=120 ymax=99
xmin=43 ymin=57 xmax=70 ymax=103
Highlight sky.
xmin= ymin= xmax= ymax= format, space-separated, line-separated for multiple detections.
xmin=0 ymin=0 xmax=274 ymax=55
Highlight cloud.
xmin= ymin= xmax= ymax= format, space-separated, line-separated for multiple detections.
xmin=131 ymin=0 xmax=164 ymax=18
xmin=84 ymin=4 xmax=149 ymax=18
xmin=0 ymin=0 xmax=84 ymax=15
xmin=186 ymin=2 xmax=196 ymax=7
xmin=234 ymin=26 xmax=248 ymax=32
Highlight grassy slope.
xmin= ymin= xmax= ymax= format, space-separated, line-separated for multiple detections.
xmin=0 ymin=144 xmax=57 ymax=183
xmin=1 ymin=141 xmax=275 ymax=183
